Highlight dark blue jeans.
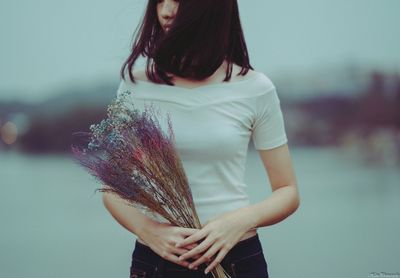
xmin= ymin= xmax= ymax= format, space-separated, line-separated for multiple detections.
xmin=130 ymin=233 xmax=269 ymax=278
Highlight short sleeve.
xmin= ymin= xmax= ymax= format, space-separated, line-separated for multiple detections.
xmin=251 ymin=87 xmax=288 ymax=150
xmin=116 ymin=79 xmax=129 ymax=99
xmin=115 ymin=79 xmax=139 ymax=109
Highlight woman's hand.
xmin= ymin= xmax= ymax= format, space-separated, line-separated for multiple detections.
xmin=174 ymin=208 xmax=255 ymax=274
xmin=138 ymin=221 xmax=202 ymax=269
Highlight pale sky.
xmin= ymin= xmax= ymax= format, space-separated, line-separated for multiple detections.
xmin=0 ymin=0 xmax=399 ymax=102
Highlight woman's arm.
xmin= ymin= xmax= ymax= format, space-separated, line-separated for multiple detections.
xmin=201 ymin=141 xmax=299 ymax=233
xmin=102 ymin=190 xmax=158 ymax=240
xmin=173 ymin=142 xmax=299 ymax=271
xmin=173 ymin=143 xmax=300 ymax=274
xmin=241 ymin=143 xmax=300 ymax=229
xmin=102 ymin=188 xmax=202 ymax=268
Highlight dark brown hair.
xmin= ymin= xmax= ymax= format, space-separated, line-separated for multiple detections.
xmin=120 ymin=0 xmax=254 ymax=86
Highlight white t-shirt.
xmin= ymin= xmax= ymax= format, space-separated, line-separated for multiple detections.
xmin=115 ymin=71 xmax=288 ymax=226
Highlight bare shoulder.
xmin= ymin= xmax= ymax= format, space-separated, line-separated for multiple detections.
xmin=131 ymin=68 xmax=149 ymax=82
xmin=231 ymin=64 xmax=259 ymax=80
xmin=235 ymin=65 xmax=273 ymax=87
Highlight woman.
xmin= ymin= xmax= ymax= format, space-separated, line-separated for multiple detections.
xmin=103 ymin=0 xmax=300 ymax=277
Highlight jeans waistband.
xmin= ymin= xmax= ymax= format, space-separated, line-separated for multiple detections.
xmin=224 ymin=233 xmax=262 ymax=261
xmin=133 ymin=233 xmax=262 ymax=263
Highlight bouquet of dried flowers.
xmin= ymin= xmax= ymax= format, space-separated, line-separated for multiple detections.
xmin=70 ymin=90 xmax=231 ymax=278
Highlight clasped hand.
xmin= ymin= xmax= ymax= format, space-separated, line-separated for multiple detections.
xmin=175 ymin=208 xmax=253 ymax=274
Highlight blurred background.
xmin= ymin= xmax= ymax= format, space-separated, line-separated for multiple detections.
xmin=1 ymin=0 xmax=399 ymax=277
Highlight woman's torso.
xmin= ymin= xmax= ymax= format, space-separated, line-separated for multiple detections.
xmin=127 ymin=63 xmax=261 ymax=246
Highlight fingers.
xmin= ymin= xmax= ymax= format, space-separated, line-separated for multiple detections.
xmin=164 ymin=252 xmax=193 ymax=268
xmin=204 ymin=248 xmax=229 ymax=274
xmin=159 ymin=244 xmax=193 ymax=268
xmin=178 ymin=236 xmax=214 ymax=261
xmin=187 ymin=243 xmax=221 ymax=270
xmin=169 ymin=238 xmax=198 ymax=251
xmin=171 ymin=245 xmax=202 ymax=260
xmin=182 ymin=243 xmax=199 ymax=250
xmin=175 ymin=229 xmax=206 ymax=248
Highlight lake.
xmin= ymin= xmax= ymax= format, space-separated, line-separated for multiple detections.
xmin=0 ymin=147 xmax=399 ymax=278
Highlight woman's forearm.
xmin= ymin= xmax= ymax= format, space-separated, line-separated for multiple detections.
xmin=239 ymin=184 xmax=300 ymax=230
xmin=102 ymin=192 xmax=158 ymax=239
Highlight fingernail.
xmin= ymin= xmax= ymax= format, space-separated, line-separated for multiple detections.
xmin=178 ymin=256 xmax=183 ymax=261
xmin=188 ymin=264 xmax=193 ymax=269
xmin=205 ymin=269 xmax=209 ymax=274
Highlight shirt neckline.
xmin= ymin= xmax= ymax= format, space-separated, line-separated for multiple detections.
xmin=133 ymin=71 xmax=262 ymax=92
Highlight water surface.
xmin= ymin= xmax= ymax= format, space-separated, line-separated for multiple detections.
xmin=0 ymin=147 xmax=399 ymax=277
